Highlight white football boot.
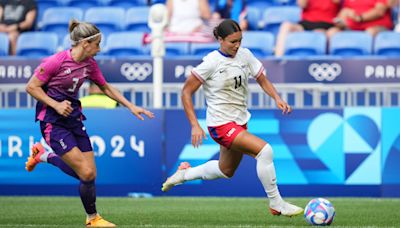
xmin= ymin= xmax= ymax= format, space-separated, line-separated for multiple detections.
xmin=161 ymin=162 xmax=191 ymax=192
xmin=270 ymin=201 xmax=304 ymax=217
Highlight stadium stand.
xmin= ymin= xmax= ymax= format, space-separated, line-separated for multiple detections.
xmin=284 ymin=31 xmax=326 ymax=56
xmin=0 ymin=33 xmax=9 ymax=56
xmin=35 ymin=0 xmax=62 ymax=24
xmin=16 ymin=32 xmax=58 ymax=57
xmin=190 ymin=42 xmax=219 ymax=57
xmin=65 ymin=0 xmax=102 ymax=10
xmin=62 ymin=34 xmax=71 ymax=50
xmin=107 ymin=0 xmax=148 ymax=7
xmin=246 ymin=6 xmax=262 ymax=31
xmin=125 ymin=7 xmax=151 ymax=33
xmin=242 ymin=31 xmax=275 ymax=58
xmin=84 ymin=7 xmax=125 ymax=37
xmin=329 ymin=31 xmax=373 ymax=56
xmin=104 ymin=31 xmax=149 ymax=56
xmin=246 ymin=0 xmax=275 ymax=8
xmin=165 ymin=42 xmax=191 ymax=56
xmin=274 ymin=0 xmax=296 ymax=5
xmin=260 ymin=6 xmax=301 ymax=36
xmin=374 ymin=31 xmax=400 ymax=56
xmin=40 ymin=7 xmax=84 ymax=43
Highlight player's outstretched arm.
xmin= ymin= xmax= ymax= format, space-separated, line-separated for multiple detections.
xmin=182 ymin=74 xmax=207 ymax=148
xmin=256 ymin=73 xmax=292 ymax=114
xmin=100 ymin=82 xmax=154 ymax=120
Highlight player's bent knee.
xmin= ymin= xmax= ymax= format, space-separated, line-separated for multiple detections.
xmin=79 ymin=168 xmax=96 ymax=181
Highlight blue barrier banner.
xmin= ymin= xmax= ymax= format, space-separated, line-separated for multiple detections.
xmin=1 ymin=108 xmax=399 ymax=196
xmin=0 ymin=58 xmax=40 ymax=83
xmin=0 ymin=109 xmax=163 ymax=188
xmin=2 ymin=57 xmax=399 ymax=84
xmin=283 ymin=58 xmax=400 ymax=83
xmin=164 ymin=108 xmax=400 ymax=197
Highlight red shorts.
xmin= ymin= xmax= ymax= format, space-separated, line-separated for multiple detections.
xmin=208 ymin=122 xmax=247 ymax=149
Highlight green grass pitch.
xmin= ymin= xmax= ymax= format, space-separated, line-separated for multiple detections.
xmin=0 ymin=197 xmax=398 ymax=227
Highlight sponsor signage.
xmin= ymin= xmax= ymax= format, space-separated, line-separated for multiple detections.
xmin=1 ymin=58 xmax=400 ymax=84
xmin=0 ymin=108 xmax=399 ymax=196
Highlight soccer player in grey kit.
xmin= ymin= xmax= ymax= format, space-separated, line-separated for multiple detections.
xmin=25 ymin=19 xmax=154 ymax=227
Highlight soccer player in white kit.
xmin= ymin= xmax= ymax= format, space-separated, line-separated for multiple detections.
xmin=162 ymin=19 xmax=303 ymax=217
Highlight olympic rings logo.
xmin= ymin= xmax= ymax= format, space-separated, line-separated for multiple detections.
xmin=120 ymin=62 xmax=152 ymax=81
xmin=308 ymin=63 xmax=342 ymax=81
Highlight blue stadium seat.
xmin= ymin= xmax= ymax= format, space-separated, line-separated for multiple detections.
xmin=329 ymin=31 xmax=373 ymax=56
xmin=84 ymin=7 xmax=125 ymax=37
xmin=242 ymin=31 xmax=274 ymax=57
xmin=64 ymin=0 xmax=103 ymax=10
xmin=208 ymin=0 xmax=216 ymax=11
xmin=261 ymin=6 xmax=301 ymax=36
xmin=374 ymin=31 xmax=400 ymax=56
xmin=35 ymin=0 xmax=62 ymax=24
xmin=16 ymin=32 xmax=58 ymax=57
xmin=106 ymin=0 xmax=147 ymax=7
xmin=165 ymin=42 xmax=190 ymax=56
xmin=284 ymin=31 xmax=327 ymax=56
xmin=125 ymin=7 xmax=150 ymax=33
xmin=62 ymin=34 xmax=71 ymax=50
xmin=40 ymin=7 xmax=84 ymax=43
xmin=190 ymin=42 xmax=219 ymax=56
xmin=247 ymin=0 xmax=296 ymax=6
xmin=0 ymin=33 xmax=9 ymax=56
xmin=104 ymin=32 xmax=149 ymax=56
xmin=246 ymin=6 xmax=262 ymax=31
xmin=152 ymin=0 xmax=166 ymax=3
xmin=247 ymin=0 xmax=275 ymax=8
xmin=274 ymin=0 xmax=296 ymax=5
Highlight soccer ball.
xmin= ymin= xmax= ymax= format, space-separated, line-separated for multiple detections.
xmin=304 ymin=198 xmax=335 ymax=226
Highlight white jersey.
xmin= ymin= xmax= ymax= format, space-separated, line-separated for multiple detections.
xmin=192 ymin=47 xmax=264 ymax=126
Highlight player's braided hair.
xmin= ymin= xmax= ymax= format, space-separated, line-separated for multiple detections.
xmin=213 ymin=19 xmax=241 ymax=40
xmin=68 ymin=19 xmax=101 ymax=46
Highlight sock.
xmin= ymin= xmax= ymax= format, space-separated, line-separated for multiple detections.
xmin=255 ymin=144 xmax=283 ymax=208
xmin=87 ymin=213 xmax=97 ymax=221
xmin=47 ymin=153 xmax=79 ymax=180
xmin=184 ymin=160 xmax=228 ymax=181
xmin=79 ymin=179 xmax=97 ymax=215
xmin=39 ymin=151 xmax=52 ymax=162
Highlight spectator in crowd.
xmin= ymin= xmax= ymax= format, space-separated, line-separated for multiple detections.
xmin=0 ymin=0 xmax=37 ymax=55
xmin=328 ymin=0 xmax=395 ymax=37
xmin=275 ymin=0 xmax=341 ymax=57
xmin=212 ymin=0 xmax=248 ymax=30
xmin=166 ymin=0 xmax=211 ymax=34
xmin=80 ymin=82 xmax=118 ymax=109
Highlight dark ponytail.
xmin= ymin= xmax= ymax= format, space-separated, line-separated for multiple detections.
xmin=213 ymin=19 xmax=241 ymax=40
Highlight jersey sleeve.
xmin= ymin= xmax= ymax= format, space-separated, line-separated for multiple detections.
xmin=243 ymin=48 xmax=264 ymax=80
xmin=33 ymin=54 xmax=62 ymax=83
xmin=88 ymin=58 xmax=107 ymax=86
xmin=191 ymin=53 xmax=217 ymax=83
